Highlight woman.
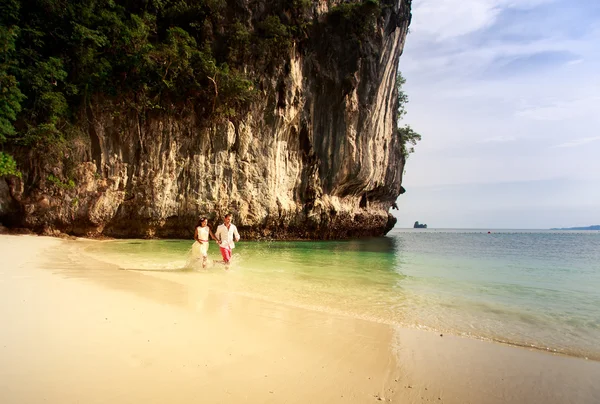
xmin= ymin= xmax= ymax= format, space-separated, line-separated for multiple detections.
xmin=193 ymin=217 xmax=217 ymax=268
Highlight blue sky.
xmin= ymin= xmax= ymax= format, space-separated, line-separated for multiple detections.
xmin=393 ymin=0 xmax=600 ymax=228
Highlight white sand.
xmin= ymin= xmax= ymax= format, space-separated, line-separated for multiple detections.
xmin=1 ymin=235 xmax=599 ymax=404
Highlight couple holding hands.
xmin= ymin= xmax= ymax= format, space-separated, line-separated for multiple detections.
xmin=193 ymin=213 xmax=240 ymax=268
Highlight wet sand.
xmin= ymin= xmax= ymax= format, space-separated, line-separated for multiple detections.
xmin=1 ymin=234 xmax=599 ymax=404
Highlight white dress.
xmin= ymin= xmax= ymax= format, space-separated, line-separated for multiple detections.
xmin=192 ymin=226 xmax=210 ymax=258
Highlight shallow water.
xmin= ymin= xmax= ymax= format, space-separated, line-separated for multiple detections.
xmin=80 ymin=229 xmax=600 ymax=360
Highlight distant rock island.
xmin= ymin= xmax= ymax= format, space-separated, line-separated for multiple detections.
xmin=550 ymin=225 xmax=600 ymax=230
xmin=413 ymin=221 xmax=428 ymax=229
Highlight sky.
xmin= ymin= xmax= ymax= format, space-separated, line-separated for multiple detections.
xmin=393 ymin=0 xmax=600 ymax=229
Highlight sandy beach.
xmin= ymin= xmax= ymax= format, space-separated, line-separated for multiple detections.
xmin=1 ymin=234 xmax=599 ymax=404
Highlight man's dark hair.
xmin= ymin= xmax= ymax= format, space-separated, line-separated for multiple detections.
xmin=224 ymin=213 xmax=232 ymax=219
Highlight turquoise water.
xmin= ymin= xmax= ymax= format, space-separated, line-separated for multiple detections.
xmin=81 ymin=229 xmax=600 ymax=360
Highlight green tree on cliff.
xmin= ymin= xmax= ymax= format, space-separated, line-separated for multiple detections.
xmin=0 ymin=0 xmax=308 ymax=151
xmin=0 ymin=1 xmax=24 ymax=177
xmin=396 ymin=72 xmax=421 ymax=160
xmin=0 ymin=26 xmax=23 ymax=142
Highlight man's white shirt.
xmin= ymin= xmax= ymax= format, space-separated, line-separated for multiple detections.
xmin=215 ymin=223 xmax=240 ymax=249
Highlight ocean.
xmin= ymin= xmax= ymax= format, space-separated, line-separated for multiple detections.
xmin=79 ymin=228 xmax=600 ymax=360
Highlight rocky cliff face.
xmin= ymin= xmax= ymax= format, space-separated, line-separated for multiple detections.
xmin=0 ymin=0 xmax=411 ymax=239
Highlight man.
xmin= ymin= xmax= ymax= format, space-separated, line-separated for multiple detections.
xmin=215 ymin=213 xmax=240 ymax=265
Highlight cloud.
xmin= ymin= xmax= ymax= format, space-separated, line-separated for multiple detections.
xmin=403 ymin=0 xmax=600 ymax=83
xmin=404 ymin=33 xmax=589 ymax=81
xmin=516 ymin=97 xmax=600 ymax=121
xmin=410 ymin=0 xmax=557 ymax=41
xmin=410 ymin=0 xmax=502 ymax=40
xmin=566 ymin=58 xmax=584 ymax=66
xmin=484 ymin=50 xmax=580 ymax=77
xmin=552 ymin=136 xmax=600 ymax=148
xmin=397 ymin=0 xmax=600 ymax=218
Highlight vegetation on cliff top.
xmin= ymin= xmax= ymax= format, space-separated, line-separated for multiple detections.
xmin=396 ymin=72 xmax=421 ymax=159
xmin=0 ymin=0 xmax=416 ymax=180
xmin=0 ymin=0 xmax=316 ymax=178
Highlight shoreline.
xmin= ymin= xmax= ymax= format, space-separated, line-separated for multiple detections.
xmin=172 ymin=281 xmax=599 ymax=363
xmin=6 ymin=232 xmax=599 ymax=361
xmin=5 ymin=233 xmax=600 ymax=361
xmin=3 ymin=225 xmax=597 ymax=243
xmin=77 ymin=236 xmax=600 ymax=363
xmin=1 ymin=234 xmax=600 ymax=403
xmin=0 ymin=225 xmax=396 ymax=242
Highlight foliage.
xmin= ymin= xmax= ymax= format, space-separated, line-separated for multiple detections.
xmin=0 ymin=24 xmax=25 ymax=142
xmin=47 ymin=174 xmax=75 ymax=189
xmin=0 ymin=151 xmax=21 ymax=177
xmin=225 ymin=21 xmax=251 ymax=66
xmin=397 ymin=125 xmax=421 ymax=159
xmin=328 ymin=0 xmax=381 ymax=38
xmin=396 ymin=72 xmax=421 ymax=159
xmin=396 ymin=73 xmax=408 ymax=120
xmin=3 ymin=1 xmax=411 ymax=177
xmin=257 ymin=15 xmax=292 ymax=52
xmin=1 ymin=0 xmax=320 ymax=169
xmin=0 ymin=8 xmax=24 ymax=179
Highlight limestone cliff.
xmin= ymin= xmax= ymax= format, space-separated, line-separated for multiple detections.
xmin=0 ymin=0 xmax=412 ymax=239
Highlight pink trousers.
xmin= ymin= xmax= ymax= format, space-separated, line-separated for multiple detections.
xmin=220 ymin=246 xmax=232 ymax=263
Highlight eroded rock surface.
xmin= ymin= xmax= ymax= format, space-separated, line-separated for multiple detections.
xmin=0 ymin=0 xmax=412 ymax=239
